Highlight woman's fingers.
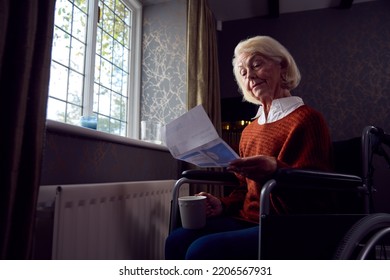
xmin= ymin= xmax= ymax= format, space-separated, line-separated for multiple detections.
xmin=227 ymin=155 xmax=277 ymax=181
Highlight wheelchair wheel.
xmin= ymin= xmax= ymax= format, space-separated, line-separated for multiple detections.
xmin=334 ymin=213 xmax=390 ymax=259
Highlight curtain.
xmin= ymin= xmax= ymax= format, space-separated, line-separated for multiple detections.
xmin=0 ymin=0 xmax=55 ymax=259
xmin=186 ymin=0 xmax=224 ymax=195
xmin=187 ymin=0 xmax=221 ymax=135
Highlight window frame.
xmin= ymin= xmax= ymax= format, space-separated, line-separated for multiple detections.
xmin=48 ymin=0 xmax=142 ymax=139
xmin=126 ymin=0 xmax=142 ymax=139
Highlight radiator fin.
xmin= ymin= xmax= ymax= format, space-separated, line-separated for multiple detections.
xmin=47 ymin=180 xmax=187 ymax=259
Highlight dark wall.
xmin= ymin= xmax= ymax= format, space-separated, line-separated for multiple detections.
xmin=218 ymin=0 xmax=390 ymax=141
xmin=40 ymin=122 xmax=182 ymax=185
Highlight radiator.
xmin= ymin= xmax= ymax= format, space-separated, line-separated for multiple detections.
xmin=43 ymin=180 xmax=188 ymax=260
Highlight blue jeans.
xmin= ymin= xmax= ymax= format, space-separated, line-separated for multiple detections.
xmin=165 ymin=216 xmax=259 ymax=259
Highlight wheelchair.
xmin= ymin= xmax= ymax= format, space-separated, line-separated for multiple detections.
xmin=168 ymin=125 xmax=390 ymax=260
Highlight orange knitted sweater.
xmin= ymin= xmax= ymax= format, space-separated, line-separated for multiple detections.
xmin=220 ymin=105 xmax=333 ymax=223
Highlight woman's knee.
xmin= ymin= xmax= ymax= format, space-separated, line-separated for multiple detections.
xmin=185 ymin=227 xmax=259 ymax=260
xmin=185 ymin=233 xmax=223 ymax=259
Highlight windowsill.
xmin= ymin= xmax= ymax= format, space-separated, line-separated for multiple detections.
xmin=45 ymin=119 xmax=169 ymax=152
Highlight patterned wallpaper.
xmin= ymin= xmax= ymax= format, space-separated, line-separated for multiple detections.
xmin=141 ymin=0 xmax=187 ymax=126
xmin=292 ymin=2 xmax=390 ymax=141
xmin=219 ymin=0 xmax=390 ymax=141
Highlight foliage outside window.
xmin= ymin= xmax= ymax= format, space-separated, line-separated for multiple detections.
xmin=47 ymin=0 xmax=141 ymax=137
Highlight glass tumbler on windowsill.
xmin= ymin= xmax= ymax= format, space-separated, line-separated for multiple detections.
xmin=80 ymin=115 xmax=97 ymax=130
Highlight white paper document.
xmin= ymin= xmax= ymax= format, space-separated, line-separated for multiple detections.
xmin=165 ymin=105 xmax=239 ymax=167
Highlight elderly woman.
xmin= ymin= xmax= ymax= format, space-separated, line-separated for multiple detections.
xmin=165 ymin=36 xmax=332 ymax=260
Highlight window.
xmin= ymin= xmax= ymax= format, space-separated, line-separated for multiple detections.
xmin=47 ymin=0 xmax=142 ymax=137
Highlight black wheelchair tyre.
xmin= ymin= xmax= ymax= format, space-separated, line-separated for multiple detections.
xmin=334 ymin=213 xmax=390 ymax=259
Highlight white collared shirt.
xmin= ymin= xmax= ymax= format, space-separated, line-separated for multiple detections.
xmin=254 ymin=96 xmax=305 ymax=124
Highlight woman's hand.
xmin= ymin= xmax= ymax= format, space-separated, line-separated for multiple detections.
xmin=196 ymin=192 xmax=223 ymax=218
xmin=227 ymin=155 xmax=277 ymax=182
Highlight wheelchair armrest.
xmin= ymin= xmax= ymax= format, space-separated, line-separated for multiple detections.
xmin=274 ymin=168 xmax=363 ymax=190
xmin=181 ymin=169 xmax=239 ymax=184
xmin=260 ymin=168 xmax=366 ymax=217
